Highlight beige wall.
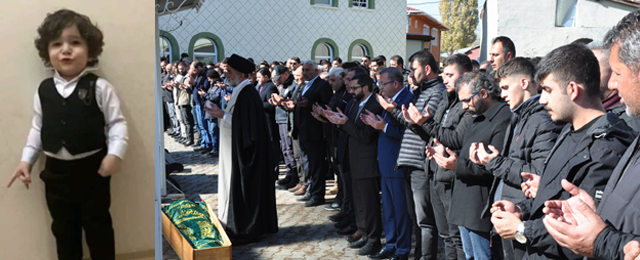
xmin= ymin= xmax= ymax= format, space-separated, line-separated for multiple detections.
xmin=0 ymin=1 xmax=155 ymax=259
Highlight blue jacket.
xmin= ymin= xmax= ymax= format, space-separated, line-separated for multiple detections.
xmin=378 ymin=87 xmax=412 ymax=178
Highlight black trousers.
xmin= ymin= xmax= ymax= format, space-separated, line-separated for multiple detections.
xmin=180 ymin=105 xmax=194 ymax=142
xmin=278 ymin=124 xmax=298 ymax=180
xmin=40 ymin=149 xmax=114 ymax=260
xmin=352 ymin=176 xmax=382 ymax=244
xmin=299 ymin=139 xmax=327 ymax=200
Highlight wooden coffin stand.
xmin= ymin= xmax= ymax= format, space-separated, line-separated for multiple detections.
xmin=161 ymin=202 xmax=232 ymax=260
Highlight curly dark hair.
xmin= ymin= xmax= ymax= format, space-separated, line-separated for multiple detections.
xmin=34 ymin=9 xmax=104 ymax=67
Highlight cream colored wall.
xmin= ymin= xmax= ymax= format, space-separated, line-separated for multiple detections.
xmin=0 ymin=1 xmax=155 ymax=259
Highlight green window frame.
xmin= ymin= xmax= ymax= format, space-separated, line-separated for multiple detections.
xmin=159 ymin=30 xmax=180 ymax=63
xmin=187 ymin=32 xmax=225 ymax=63
xmin=310 ymin=0 xmax=339 ymax=7
xmin=349 ymin=0 xmax=374 ymax=9
xmin=347 ymin=39 xmax=373 ymax=62
xmin=311 ymin=38 xmax=339 ymax=63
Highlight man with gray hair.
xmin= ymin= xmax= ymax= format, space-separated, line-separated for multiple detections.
xmin=542 ymin=10 xmax=640 ymax=260
xmin=282 ymin=60 xmax=333 ymax=207
xmin=587 ymin=40 xmax=640 ymax=131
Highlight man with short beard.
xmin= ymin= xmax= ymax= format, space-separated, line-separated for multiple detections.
xmin=539 ymin=11 xmax=640 ymax=259
xmin=491 ymin=44 xmax=635 ymax=260
xmin=162 ymin=63 xmax=180 ymax=136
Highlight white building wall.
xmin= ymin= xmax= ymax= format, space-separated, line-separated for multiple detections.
xmin=481 ymin=0 xmax=636 ymax=61
xmin=158 ymin=0 xmax=406 ymax=63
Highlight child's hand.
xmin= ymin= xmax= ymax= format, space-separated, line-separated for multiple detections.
xmin=98 ymin=155 xmax=122 ymax=177
xmin=7 ymin=161 xmax=32 ymax=189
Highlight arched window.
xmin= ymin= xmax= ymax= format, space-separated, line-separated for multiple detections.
xmin=314 ymin=43 xmax=334 ymax=63
xmin=159 ymin=36 xmax=172 ymax=62
xmin=431 ymin=28 xmax=438 ymax=47
xmin=193 ymin=38 xmax=217 ymax=65
xmin=350 ymin=44 xmax=368 ymax=61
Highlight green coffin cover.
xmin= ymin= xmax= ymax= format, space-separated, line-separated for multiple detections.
xmin=163 ymin=199 xmax=223 ymax=249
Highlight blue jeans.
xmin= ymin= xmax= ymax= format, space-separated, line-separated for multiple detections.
xmin=458 ymin=226 xmax=492 ymax=260
xmin=206 ymin=118 xmax=219 ymax=153
xmin=194 ymin=105 xmax=211 ymax=149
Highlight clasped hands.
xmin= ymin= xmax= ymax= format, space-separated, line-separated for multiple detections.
xmin=425 ymin=138 xmax=457 ymax=170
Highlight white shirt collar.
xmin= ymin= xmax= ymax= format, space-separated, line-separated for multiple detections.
xmin=52 ymin=67 xmax=98 ymax=84
xmin=359 ymin=92 xmax=373 ymax=107
xmin=391 ymin=86 xmax=407 ymax=102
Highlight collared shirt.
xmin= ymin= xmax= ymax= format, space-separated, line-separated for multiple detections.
xmin=22 ymin=68 xmax=129 ymax=165
xmin=302 ymin=76 xmax=318 ymax=96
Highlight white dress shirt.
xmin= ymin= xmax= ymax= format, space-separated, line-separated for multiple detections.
xmin=21 ymin=68 xmax=128 ymax=165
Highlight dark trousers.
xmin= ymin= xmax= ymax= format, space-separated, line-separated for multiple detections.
xmin=164 ymin=101 xmax=179 ymax=133
xmin=40 ymin=149 xmax=114 ymax=260
xmin=502 ymin=237 xmax=526 ymax=260
xmin=404 ymin=167 xmax=438 ymax=260
xmin=381 ymin=176 xmax=412 ymax=256
xmin=278 ymin=124 xmax=297 ymax=179
xmin=180 ymin=105 xmax=194 ymax=142
xmin=339 ymin=167 xmax=355 ymax=218
xmin=352 ymin=176 xmax=382 ymax=244
xmin=431 ymin=179 xmax=465 ymax=260
xmin=299 ymin=140 xmax=327 ymax=200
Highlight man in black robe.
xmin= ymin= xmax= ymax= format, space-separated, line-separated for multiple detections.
xmin=204 ymin=54 xmax=278 ymax=243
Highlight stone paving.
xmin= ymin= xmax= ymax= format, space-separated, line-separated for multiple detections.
xmin=161 ymin=132 xmax=442 ymax=260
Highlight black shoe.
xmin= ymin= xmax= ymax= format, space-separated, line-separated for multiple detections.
xmin=357 ymin=243 xmax=382 ymax=256
xmin=296 ymin=194 xmax=311 ymax=202
xmin=304 ymin=197 xmax=325 ymax=207
xmin=328 ymin=211 xmax=347 ymax=222
xmin=184 ymin=140 xmax=194 ymax=146
xmin=190 ymin=143 xmax=200 ymax=148
xmin=348 ymin=237 xmax=367 ymax=249
xmin=277 ymin=176 xmax=292 ymax=186
xmin=390 ymin=254 xmax=408 ymax=260
xmin=369 ymin=247 xmax=396 ymax=259
xmin=336 ymin=225 xmax=357 ymax=235
xmin=194 ymin=147 xmax=206 ymax=152
xmin=199 ymin=148 xmax=212 ymax=154
xmin=334 ymin=216 xmax=351 ymax=229
xmin=209 ymin=151 xmax=219 ymax=157
xmin=324 ymin=202 xmax=340 ymax=211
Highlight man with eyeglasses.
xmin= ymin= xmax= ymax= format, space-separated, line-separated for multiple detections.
xmin=361 ymin=55 xmax=371 ymax=68
xmin=376 ymin=50 xmax=445 ymax=260
xmin=437 ymin=71 xmax=512 ymax=259
xmin=361 ymin=67 xmax=413 ymax=260
xmin=324 ymin=72 xmax=384 ymax=256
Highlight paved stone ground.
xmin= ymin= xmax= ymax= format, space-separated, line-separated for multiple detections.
xmin=161 ymin=132 xmax=443 ymax=260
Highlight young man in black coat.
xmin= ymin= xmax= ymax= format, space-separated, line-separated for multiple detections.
xmin=541 ymin=10 xmax=640 ymax=260
xmin=490 ymin=44 xmax=636 ymax=260
xmin=470 ymin=57 xmax=563 ymax=260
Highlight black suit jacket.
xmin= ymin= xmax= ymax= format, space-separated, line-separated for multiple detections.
xmin=257 ymin=81 xmax=279 ymax=138
xmin=339 ymin=94 xmax=383 ymax=179
xmin=294 ymin=77 xmax=332 ymax=142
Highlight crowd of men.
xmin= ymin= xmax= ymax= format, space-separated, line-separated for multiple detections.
xmin=160 ymin=10 xmax=640 ymax=260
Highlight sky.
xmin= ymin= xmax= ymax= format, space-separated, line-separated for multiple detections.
xmin=407 ymin=0 xmax=486 ymax=37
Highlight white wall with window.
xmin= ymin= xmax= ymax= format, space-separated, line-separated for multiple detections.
xmin=480 ymin=0 xmax=637 ymax=61
xmin=192 ymin=37 xmax=217 ymax=64
xmin=158 ymin=0 xmax=405 ymax=64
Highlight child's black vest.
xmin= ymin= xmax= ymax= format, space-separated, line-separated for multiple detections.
xmin=38 ymin=73 xmax=106 ymax=155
